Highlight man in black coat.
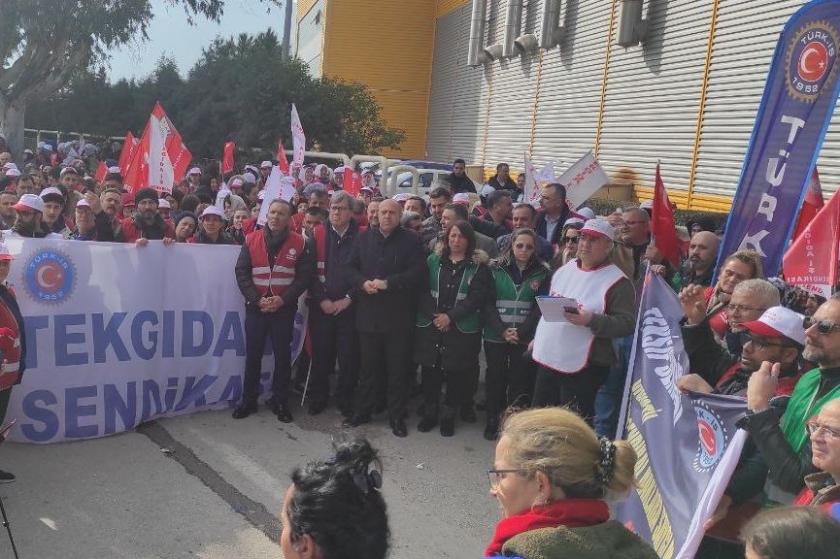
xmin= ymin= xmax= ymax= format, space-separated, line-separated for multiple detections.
xmin=534 ymin=182 xmax=573 ymax=248
xmin=342 ymin=199 xmax=426 ymax=437
xmin=446 ymin=158 xmax=476 ymax=194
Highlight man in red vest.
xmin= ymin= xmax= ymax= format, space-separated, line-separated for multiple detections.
xmin=233 ymin=199 xmax=315 ymax=422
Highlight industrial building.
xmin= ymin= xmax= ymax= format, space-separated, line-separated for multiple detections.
xmin=296 ymin=0 xmax=840 ymax=211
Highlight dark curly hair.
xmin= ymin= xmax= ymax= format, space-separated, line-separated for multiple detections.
xmin=287 ymin=438 xmax=389 ymax=559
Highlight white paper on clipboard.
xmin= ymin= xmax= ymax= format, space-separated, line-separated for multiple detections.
xmin=536 ymin=296 xmax=580 ymax=322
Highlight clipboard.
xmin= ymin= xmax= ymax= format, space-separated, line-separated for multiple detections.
xmin=536 ymin=296 xmax=580 ymax=322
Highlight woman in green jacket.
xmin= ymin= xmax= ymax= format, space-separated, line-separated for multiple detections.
xmin=482 ymin=229 xmax=550 ymax=440
xmin=414 ymin=220 xmax=493 ymax=437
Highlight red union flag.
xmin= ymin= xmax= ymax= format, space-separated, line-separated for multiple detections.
xmin=117 ymin=131 xmax=138 ymax=174
xmin=792 ymin=168 xmax=825 ymax=241
xmin=783 ymin=186 xmax=840 ymax=298
xmin=277 ymin=141 xmax=290 ymax=174
xmin=290 ymin=104 xmax=306 ymax=167
xmin=651 ymin=164 xmax=681 ymax=269
xmin=94 ymin=161 xmax=108 ymax=183
xmin=124 ymin=102 xmax=192 ymax=194
xmin=221 ymin=141 xmax=235 ymax=175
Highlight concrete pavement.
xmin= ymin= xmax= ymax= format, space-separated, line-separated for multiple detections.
xmin=0 ymin=402 xmax=500 ymax=558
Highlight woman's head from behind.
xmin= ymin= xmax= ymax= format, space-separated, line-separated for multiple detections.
xmin=490 ymin=408 xmax=636 ymax=518
xmin=281 ymin=438 xmax=389 ymax=559
xmin=742 ymin=505 xmax=840 ymax=559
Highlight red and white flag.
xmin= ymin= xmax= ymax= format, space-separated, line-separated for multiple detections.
xmin=221 ymin=141 xmax=235 ymax=176
xmin=791 ymin=168 xmax=825 ymax=241
xmin=124 ymin=102 xmax=192 ymax=194
xmin=783 ymin=186 xmax=840 ymax=298
xmin=523 ymin=154 xmax=540 ymax=206
xmin=117 ymin=131 xmax=138 ymax=174
xmin=651 ymin=164 xmax=681 ymax=269
xmin=94 ymin=161 xmax=108 ymax=183
xmin=290 ymin=104 xmax=306 ymax=167
xmin=277 ymin=141 xmax=290 ymax=175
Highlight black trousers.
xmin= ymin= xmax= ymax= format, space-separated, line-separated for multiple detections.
xmin=309 ymin=307 xmax=358 ymax=409
xmin=0 ymin=388 xmax=10 ymax=425
xmin=242 ymin=306 xmax=295 ymax=406
xmin=356 ymin=330 xmax=410 ymax=420
xmin=421 ymin=362 xmax=472 ymax=416
xmin=484 ymin=341 xmax=536 ymax=422
xmin=531 ymin=364 xmax=609 ymax=423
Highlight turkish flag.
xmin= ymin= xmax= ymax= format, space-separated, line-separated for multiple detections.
xmin=651 ymin=164 xmax=681 ymax=268
xmin=792 ymin=168 xmax=825 ymax=241
xmin=277 ymin=141 xmax=290 ymax=174
xmin=94 ymin=161 xmax=108 ymax=183
xmin=783 ymin=186 xmax=840 ymax=298
xmin=118 ymin=131 xmax=137 ymax=175
xmin=222 ymin=141 xmax=235 ymax=176
xmin=343 ymin=168 xmax=362 ymax=197
xmin=124 ymin=102 xmax=192 ymax=194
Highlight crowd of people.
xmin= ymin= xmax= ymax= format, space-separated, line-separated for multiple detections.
xmin=1 ymin=140 xmax=839 ymax=557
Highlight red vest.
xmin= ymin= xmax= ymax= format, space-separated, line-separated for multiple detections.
xmin=245 ymin=229 xmax=305 ymax=297
xmin=0 ymin=291 xmax=22 ymax=391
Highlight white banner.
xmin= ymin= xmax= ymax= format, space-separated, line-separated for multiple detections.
xmin=291 ymin=103 xmax=306 ymax=167
xmin=557 ymin=151 xmax=610 ymax=209
xmin=3 ymin=239 xmax=308 ymax=444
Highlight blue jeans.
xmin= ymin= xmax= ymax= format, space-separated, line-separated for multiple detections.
xmin=594 ymin=334 xmax=633 ymax=438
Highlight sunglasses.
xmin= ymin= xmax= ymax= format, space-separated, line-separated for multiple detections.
xmin=803 ymin=316 xmax=840 ymax=335
xmin=563 ymin=236 xmax=579 ymax=244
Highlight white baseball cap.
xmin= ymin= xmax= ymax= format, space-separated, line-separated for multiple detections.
xmin=14 ymin=193 xmax=44 ymax=213
xmin=4 ymin=168 xmax=20 ymax=178
xmin=580 ymin=218 xmax=616 ymax=241
xmin=107 ymin=166 xmax=121 ymax=174
xmin=59 ymin=167 xmax=78 ymax=177
xmin=564 ymin=217 xmax=585 ymax=227
xmin=158 ymin=198 xmax=171 ymax=209
xmin=200 ymin=206 xmax=225 ymax=220
xmin=229 ymin=177 xmax=244 ymax=189
xmin=453 ymin=193 xmax=471 ymax=206
xmin=243 ymin=172 xmax=257 ymax=184
xmin=742 ymin=306 xmax=806 ymax=346
xmin=188 ymin=167 xmax=202 ymax=175
xmin=2 ymin=163 xmax=17 ymax=171
xmin=260 ymin=161 xmax=272 ymax=169
xmin=577 ymin=207 xmax=596 ymax=220
xmin=392 ymin=193 xmax=411 ymax=202
xmin=40 ymin=186 xmax=64 ymax=200
xmin=0 ymin=243 xmax=14 ymax=261
xmin=480 ymin=184 xmax=496 ymax=197
xmin=75 ymin=199 xmax=91 ymax=209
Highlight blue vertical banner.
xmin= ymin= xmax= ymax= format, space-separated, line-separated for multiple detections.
xmin=615 ymin=273 xmax=748 ymax=559
xmin=717 ymin=0 xmax=840 ymax=277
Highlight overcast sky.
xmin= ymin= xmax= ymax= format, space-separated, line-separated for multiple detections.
xmin=108 ymin=0 xmax=288 ymax=82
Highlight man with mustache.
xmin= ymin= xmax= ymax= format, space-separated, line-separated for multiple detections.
xmin=117 ymin=187 xmax=175 ymax=245
xmin=1 ymin=194 xmax=62 ymax=239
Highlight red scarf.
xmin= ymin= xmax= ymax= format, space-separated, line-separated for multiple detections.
xmin=484 ymin=499 xmax=609 ymax=557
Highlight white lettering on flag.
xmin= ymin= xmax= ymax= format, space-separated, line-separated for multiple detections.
xmin=558 ymin=151 xmax=609 ymax=209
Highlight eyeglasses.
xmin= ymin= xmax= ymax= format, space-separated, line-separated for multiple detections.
xmin=726 ymin=304 xmax=766 ymax=314
xmin=563 ymin=236 xmax=579 ymax=244
xmin=805 ymin=420 xmax=840 ymax=440
xmin=743 ymin=333 xmax=792 ymax=350
xmin=803 ymin=317 xmax=840 ymax=335
xmin=487 ymin=468 xmax=527 ymax=488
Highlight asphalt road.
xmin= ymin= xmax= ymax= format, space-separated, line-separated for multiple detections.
xmin=0 ymin=401 xmax=500 ymax=559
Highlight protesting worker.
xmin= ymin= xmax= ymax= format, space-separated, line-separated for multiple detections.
xmin=233 ymin=199 xmax=315 ymax=423
xmin=0 ymin=243 xmax=25 ymax=483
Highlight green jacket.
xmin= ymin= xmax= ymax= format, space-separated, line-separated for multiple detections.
xmin=502 ymin=522 xmax=659 ymax=559
xmin=417 ymin=252 xmax=481 ymax=334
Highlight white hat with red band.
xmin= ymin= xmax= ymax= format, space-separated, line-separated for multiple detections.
xmin=742 ymin=306 xmax=806 ymax=346
xmin=580 ymin=218 xmax=615 ymax=241
xmin=200 ymin=206 xmax=224 ymax=220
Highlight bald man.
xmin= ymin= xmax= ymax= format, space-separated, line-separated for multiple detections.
xmin=342 ymin=198 xmax=427 ymax=437
xmin=677 ymin=230 xmax=719 ymax=289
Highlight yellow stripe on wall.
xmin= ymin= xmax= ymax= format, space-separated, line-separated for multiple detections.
xmin=436 ymin=0 xmax=470 ymax=18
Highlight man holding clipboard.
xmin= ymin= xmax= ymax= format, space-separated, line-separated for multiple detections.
xmin=531 ymin=219 xmax=635 ymax=423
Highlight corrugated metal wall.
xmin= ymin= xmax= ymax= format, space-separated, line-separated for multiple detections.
xmin=426 ymin=0 xmax=840 ymax=210
xmin=426 ymin=5 xmax=487 ymax=164
xmin=531 ymin=0 xmax=614 ymax=171
xmin=483 ymin=0 xmax=538 ymax=168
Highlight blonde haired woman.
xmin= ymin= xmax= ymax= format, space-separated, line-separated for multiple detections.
xmin=485 ymin=407 xmax=657 ymax=558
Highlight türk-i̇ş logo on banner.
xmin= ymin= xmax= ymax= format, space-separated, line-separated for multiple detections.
xmin=24 ymin=249 xmax=76 ymax=304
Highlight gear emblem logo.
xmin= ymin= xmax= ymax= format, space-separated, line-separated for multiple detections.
xmin=24 ymin=249 xmax=76 ymax=304
xmin=786 ymin=21 xmax=840 ymax=103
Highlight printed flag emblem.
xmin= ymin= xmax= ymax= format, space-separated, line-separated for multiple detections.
xmin=786 ymin=21 xmax=839 ymax=102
